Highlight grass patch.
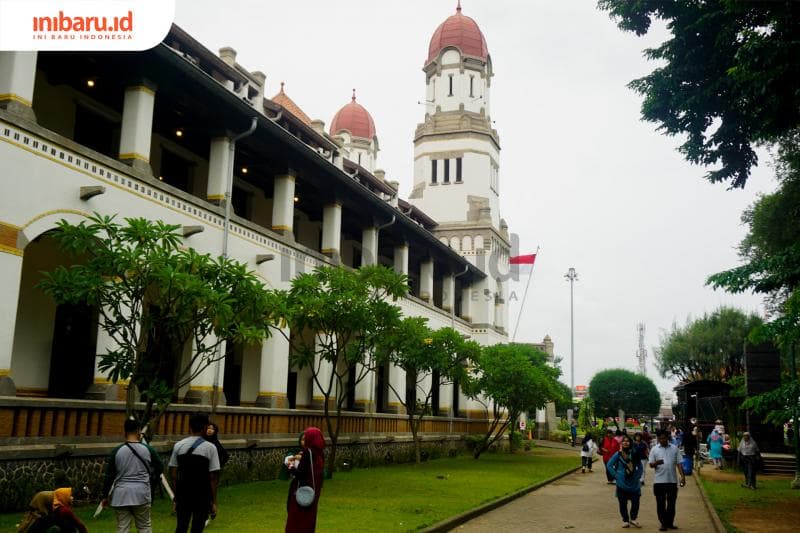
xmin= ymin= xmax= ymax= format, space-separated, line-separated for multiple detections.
xmin=698 ymin=469 xmax=800 ymax=533
xmin=0 ymin=447 xmax=575 ymax=532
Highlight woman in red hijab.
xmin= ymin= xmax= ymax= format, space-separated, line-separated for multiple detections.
xmin=285 ymin=427 xmax=325 ymax=533
xmin=51 ymin=487 xmax=89 ymax=533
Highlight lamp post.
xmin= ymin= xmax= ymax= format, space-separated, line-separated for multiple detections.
xmin=564 ymin=268 xmax=578 ymax=393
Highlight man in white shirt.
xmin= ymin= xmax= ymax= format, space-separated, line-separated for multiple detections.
xmin=649 ymin=429 xmax=686 ymax=531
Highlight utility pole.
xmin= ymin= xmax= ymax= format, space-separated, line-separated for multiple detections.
xmin=564 ymin=268 xmax=578 ymax=393
xmin=637 ymin=323 xmax=647 ymax=375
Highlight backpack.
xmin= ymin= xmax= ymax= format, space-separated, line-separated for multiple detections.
xmin=176 ymin=438 xmax=209 ymax=502
xmin=582 ymin=442 xmax=589 ymax=452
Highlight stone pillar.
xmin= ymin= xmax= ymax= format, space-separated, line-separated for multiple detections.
xmin=460 ymin=284 xmax=472 ymax=322
xmin=419 ymin=259 xmax=434 ymax=303
xmin=321 ymin=203 xmax=342 ymax=261
xmin=0 ymin=248 xmax=23 ymax=395
xmin=394 ymin=243 xmax=409 ymax=276
xmin=386 ymin=364 xmax=406 ymax=414
xmin=442 ymin=273 xmax=455 ymax=312
xmin=438 ymin=382 xmax=453 ymax=417
xmin=119 ymin=83 xmax=156 ymax=173
xmin=271 ymin=172 xmax=296 ymax=237
xmin=206 ymin=136 xmax=231 ymax=203
xmin=0 ymin=52 xmax=37 ymax=121
xmin=361 ymin=226 xmax=378 ymax=267
xmin=185 ymin=335 xmax=225 ymax=405
xmin=255 ymin=327 xmax=290 ymax=408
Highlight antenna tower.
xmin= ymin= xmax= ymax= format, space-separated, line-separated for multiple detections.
xmin=636 ymin=323 xmax=647 ymax=375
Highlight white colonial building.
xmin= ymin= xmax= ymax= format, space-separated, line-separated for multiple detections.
xmin=0 ymin=5 xmax=546 ymax=439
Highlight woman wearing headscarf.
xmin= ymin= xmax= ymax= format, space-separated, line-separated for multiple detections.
xmin=285 ymin=427 xmax=325 ymax=533
xmin=607 ymin=435 xmax=644 ymax=528
xmin=580 ymin=432 xmax=597 ymax=473
xmin=707 ymin=429 xmax=724 ymax=469
xmin=204 ymin=422 xmax=230 ymax=468
xmin=50 ymin=488 xmax=88 ymax=533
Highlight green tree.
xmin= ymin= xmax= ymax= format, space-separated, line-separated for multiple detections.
xmin=38 ymin=214 xmax=277 ymax=429
xmin=589 ymin=369 xmax=660 ymax=422
xmin=597 ymin=0 xmax=800 ymax=188
xmin=656 ymin=307 xmax=763 ymax=382
xmin=376 ymin=319 xmax=480 ymax=464
xmin=554 ymin=381 xmax=575 ymax=415
xmin=577 ymin=397 xmax=595 ymax=436
xmin=275 ymin=265 xmax=407 ymax=475
xmin=465 ymin=343 xmax=562 ymax=459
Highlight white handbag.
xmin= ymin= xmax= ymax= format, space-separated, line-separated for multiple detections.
xmin=295 ymin=449 xmax=316 ymax=507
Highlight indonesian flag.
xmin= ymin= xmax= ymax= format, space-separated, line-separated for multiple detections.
xmin=510 ymin=254 xmax=536 ymax=265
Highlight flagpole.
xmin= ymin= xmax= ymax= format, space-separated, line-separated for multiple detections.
xmin=512 ymin=246 xmax=539 ymax=342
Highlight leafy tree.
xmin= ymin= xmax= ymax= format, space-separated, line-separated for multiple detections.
xmin=577 ymin=397 xmax=595 ymax=436
xmin=465 ymin=343 xmax=562 ymax=459
xmin=38 ymin=214 xmax=277 ymax=429
xmin=589 ymin=369 xmax=660 ymax=421
xmin=598 ymin=0 xmax=800 ymax=188
xmin=554 ymin=381 xmax=575 ymax=415
xmin=376 ymin=319 xmax=480 ymax=463
xmin=275 ymin=265 xmax=407 ymax=475
xmin=655 ymin=307 xmax=763 ymax=382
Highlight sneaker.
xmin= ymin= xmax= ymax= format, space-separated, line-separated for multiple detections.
xmin=582 ymin=467 xmax=586 ymax=473
xmin=659 ymin=527 xmax=667 ymax=532
xmin=629 ymin=520 xmax=641 ymax=528
xmin=622 ymin=523 xmax=630 ymax=528
xmin=607 ymin=481 xmax=615 ymax=484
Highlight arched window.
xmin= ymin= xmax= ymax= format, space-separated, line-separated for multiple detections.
xmin=474 ymin=235 xmax=484 ymax=250
xmin=462 ymin=236 xmax=472 ymax=251
xmin=439 ymin=237 xmax=448 ymax=245
xmin=449 ymin=236 xmax=460 ymax=251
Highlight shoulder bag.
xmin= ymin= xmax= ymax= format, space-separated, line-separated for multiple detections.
xmin=295 ymin=450 xmax=316 ymax=507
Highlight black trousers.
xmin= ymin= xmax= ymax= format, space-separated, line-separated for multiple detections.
xmin=604 ymin=459 xmax=614 ymax=481
xmin=653 ymin=483 xmax=678 ymax=527
xmin=742 ymin=455 xmax=758 ymax=488
xmin=581 ymin=456 xmax=593 ymax=470
xmin=617 ymin=489 xmax=640 ymax=522
xmin=175 ymin=501 xmax=209 ymax=533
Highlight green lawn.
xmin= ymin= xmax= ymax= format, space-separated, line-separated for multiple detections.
xmin=698 ymin=471 xmax=800 ymax=532
xmin=1 ymin=447 xmax=576 ymax=532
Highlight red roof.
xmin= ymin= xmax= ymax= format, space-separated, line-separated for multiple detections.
xmin=271 ymin=82 xmax=312 ymax=125
xmin=330 ymin=90 xmax=376 ymax=139
xmin=427 ymin=3 xmax=489 ymax=64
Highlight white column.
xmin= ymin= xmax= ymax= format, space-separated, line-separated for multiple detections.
xmin=85 ymin=316 xmax=126 ymax=401
xmin=439 ymin=382 xmax=453 ymax=417
xmin=442 ymin=274 xmax=455 ymax=312
xmin=321 ymin=203 xmax=342 ymax=260
xmin=206 ymin=136 xmax=231 ymax=203
xmin=419 ymin=259 xmax=434 ymax=303
xmin=185 ymin=334 xmax=225 ymax=405
xmin=0 ymin=52 xmax=37 ymax=121
xmin=387 ymin=364 xmax=406 ymax=414
xmin=0 ymin=249 xmax=23 ymax=395
xmin=361 ymin=226 xmax=378 ymax=267
xmin=311 ymin=341 xmax=334 ymax=410
xmin=256 ymin=327 xmax=290 ymax=408
xmin=271 ymin=172 xmax=296 ymax=236
xmin=119 ymin=83 xmax=155 ymax=173
xmin=354 ymin=363 xmax=373 ymax=412
xmin=460 ymin=284 xmax=472 ymax=322
xmin=394 ymin=243 xmax=409 ymax=276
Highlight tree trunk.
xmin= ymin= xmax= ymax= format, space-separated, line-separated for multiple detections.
xmin=410 ymin=414 xmax=421 ymax=464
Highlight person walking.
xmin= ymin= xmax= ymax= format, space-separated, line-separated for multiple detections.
xmin=580 ymin=432 xmax=597 ymax=473
xmin=102 ymin=418 xmax=163 ymax=532
xmin=738 ymin=432 xmax=760 ymax=489
xmin=600 ymin=429 xmax=620 ymax=484
xmin=570 ymin=419 xmax=578 ymax=447
xmin=203 ymin=421 xmax=230 ymax=522
xmin=169 ymin=413 xmax=221 ymax=533
xmin=632 ymin=432 xmax=649 ymax=485
xmin=286 ymin=427 xmax=325 ymax=533
xmin=649 ymin=429 xmax=686 ymax=531
xmin=681 ymin=427 xmax=698 ymax=475
xmin=607 ymin=435 xmax=644 ymax=528
xmin=707 ymin=429 xmax=724 ymax=469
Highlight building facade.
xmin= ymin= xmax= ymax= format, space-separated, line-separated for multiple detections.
xmin=0 ymin=6 xmax=540 ymax=441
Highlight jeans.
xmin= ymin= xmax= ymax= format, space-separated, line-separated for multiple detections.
xmin=616 ymin=489 xmax=640 ymax=522
xmin=653 ymin=483 xmax=678 ymax=527
xmin=742 ymin=455 xmax=758 ymax=488
xmin=604 ymin=459 xmax=614 ymax=481
xmin=581 ymin=456 xmax=593 ymax=470
xmin=175 ymin=502 xmax=208 ymax=533
xmin=640 ymin=459 xmax=647 ymax=483
xmin=114 ymin=504 xmax=152 ymax=533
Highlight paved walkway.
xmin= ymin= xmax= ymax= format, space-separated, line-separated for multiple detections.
xmin=455 ymin=467 xmax=717 ymax=532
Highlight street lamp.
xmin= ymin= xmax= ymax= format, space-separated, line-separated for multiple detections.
xmin=564 ymin=267 xmax=578 ymax=393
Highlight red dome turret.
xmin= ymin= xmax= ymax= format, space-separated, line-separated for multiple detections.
xmin=330 ymin=90 xmax=376 ymax=139
xmin=427 ymin=2 xmax=489 ymax=65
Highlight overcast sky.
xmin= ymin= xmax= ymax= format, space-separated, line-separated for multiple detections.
xmin=174 ymin=0 xmax=775 ymax=393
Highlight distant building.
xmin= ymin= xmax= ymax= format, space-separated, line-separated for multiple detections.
xmin=574 ymin=385 xmax=588 ymax=402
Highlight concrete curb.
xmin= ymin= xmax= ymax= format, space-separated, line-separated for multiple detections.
xmin=419 ymin=466 xmax=581 ymax=532
xmin=694 ymin=472 xmax=728 ymax=533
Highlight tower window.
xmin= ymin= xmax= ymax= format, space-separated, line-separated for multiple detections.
xmin=469 ymin=76 xmax=474 ymax=97
xmin=431 ymin=159 xmax=438 ymax=184
xmin=444 ymin=159 xmax=450 ymax=183
xmin=448 ymin=75 xmax=453 ymax=96
xmin=358 ymin=153 xmax=362 ymax=165
xmin=456 ymin=157 xmax=462 ymax=182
